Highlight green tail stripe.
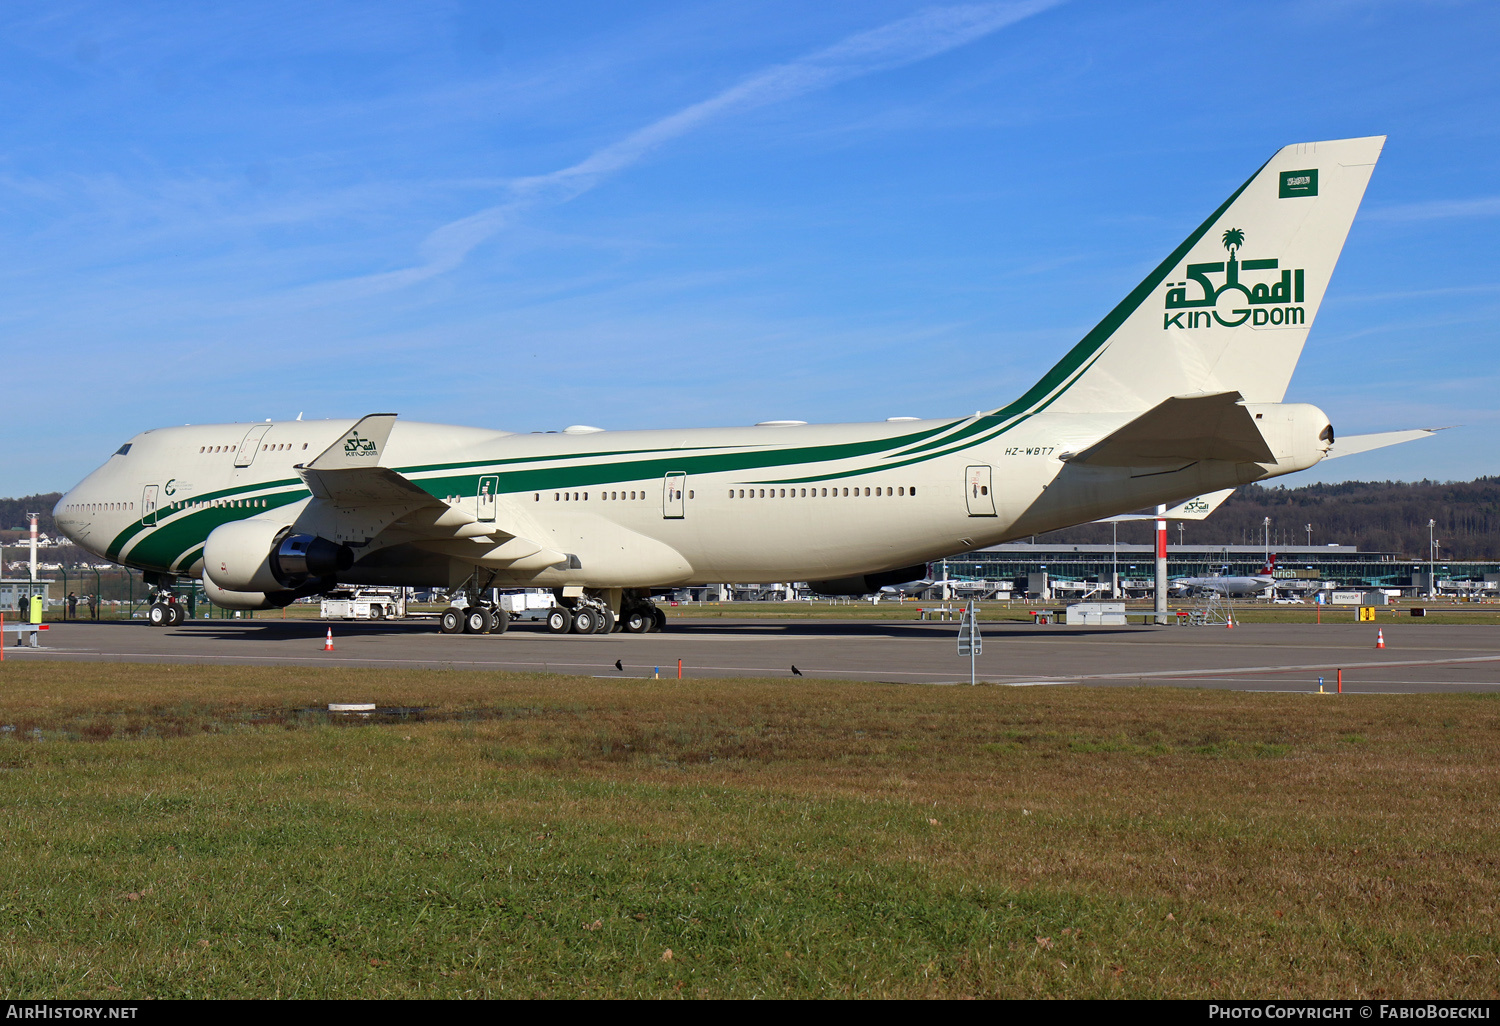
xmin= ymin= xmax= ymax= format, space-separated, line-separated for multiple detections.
xmin=960 ymin=154 xmax=1272 ymax=427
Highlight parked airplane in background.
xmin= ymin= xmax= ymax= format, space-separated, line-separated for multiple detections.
xmin=56 ymin=136 xmax=1434 ymax=635
xmin=1171 ymin=556 xmax=1278 ymax=598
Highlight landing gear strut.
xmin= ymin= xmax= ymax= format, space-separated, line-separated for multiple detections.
xmin=620 ymin=591 xmax=664 ymax=633
xmin=439 ymin=569 xmax=511 ymax=635
xmin=145 ymin=575 xmax=185 ymax=627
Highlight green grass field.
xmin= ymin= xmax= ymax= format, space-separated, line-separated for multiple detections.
xmin=2 ymin=662 xmax=1498 ymax=998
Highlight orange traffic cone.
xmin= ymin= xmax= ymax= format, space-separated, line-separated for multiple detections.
xmin=1225 ymin=617 xmax=1235 ymax=629
xmin=324 ymin=627 xmax=335 ymax=652
xmin=1375 ymin=629 xmax=1385 ymax=650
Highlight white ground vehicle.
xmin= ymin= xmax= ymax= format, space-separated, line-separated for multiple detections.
xmin=320 ymin=588 xmax=404 ymax=621
xmin=495 ymin=590 xmax=555 ymax=622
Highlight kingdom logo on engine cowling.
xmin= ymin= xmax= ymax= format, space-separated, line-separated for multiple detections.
xmin=1162 ymin=228 xmax=1306 ymax=330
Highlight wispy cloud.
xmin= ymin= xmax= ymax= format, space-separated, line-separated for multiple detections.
xmin=1365 ymin=196 xmax=1500 ymax=222
xmin=317 ymin=0 xmax=1062 ymax=298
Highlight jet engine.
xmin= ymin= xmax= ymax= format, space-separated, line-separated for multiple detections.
xmin=809 ymin=564 xmax=928 ymax=597
xmin=201 ymin=573 xmax=297 ymax=611
xmin=202 ymin=519 xmax=353 ymax=593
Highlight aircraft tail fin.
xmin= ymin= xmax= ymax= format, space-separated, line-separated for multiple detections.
xmin=1001 ymin=137 xmax=1384 ymax=418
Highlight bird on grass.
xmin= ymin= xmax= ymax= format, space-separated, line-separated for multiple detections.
xmin=791 ymin=665 xmax=803 ymax=677
xmin=614 ymin=659 xmax=624 ymax=672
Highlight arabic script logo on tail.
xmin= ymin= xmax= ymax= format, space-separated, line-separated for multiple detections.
xmin=1163 ymin=228 xmax=1308 ymax=331
xmin=343 ymin=433 xmax=379 ymax=457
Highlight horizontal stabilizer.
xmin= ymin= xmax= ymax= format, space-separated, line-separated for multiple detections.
xmin=1099 ymin=487 xmax=1237 ymax=522
xmin=1324 ymin=428 xmax=1442 ymax=460
xmin=1068 ymin=392 xmax=1274 ymax=467
xmin=305 ymin=413 xmax=399 ymax=471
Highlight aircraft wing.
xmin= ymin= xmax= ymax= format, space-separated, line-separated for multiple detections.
xmin=1323 ymin=428 xmax=1443 ymax=460
xmin=1066 ymin=392 xmax=1275 ymax=467
xmin=292 ymin=414 xmax=570 ymax=569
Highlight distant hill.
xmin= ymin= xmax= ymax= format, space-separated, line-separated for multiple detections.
xmin=1036 ymin=479 xmax=1500 ymax=560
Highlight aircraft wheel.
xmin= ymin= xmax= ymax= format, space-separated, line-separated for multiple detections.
xmin=465 ymin=607 xmax=494 ymax=634
xmin=546 ymin=607 xmax=572 ymax=634
xmin=148 ymin=603 xmax=168 ymax=627
xmin=166 ymin=603 xmax=185 ymax=627
xmin=368 ymin=605 xmax=383 ymax=621
xmin=594 ymin=608 xmax=615 ymax=634
xmin=489 ymin=608 xmax=511 ymax=635
xmin=571 ymin=608 xmax=597 ymax=635
xmin=439 ymin=608 xmax=464 ymax=634
xmin=651 ymin=607 xmax=667 ymax=632
xmin=622 ymin=608 xmax=653 ymax=634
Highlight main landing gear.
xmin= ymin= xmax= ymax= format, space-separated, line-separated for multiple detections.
xmin=438 ymin=580 xmax=665 ymax=636
xmin=438 ymin=570 xmax=512 ymax=635
xmin=438 ymin=603 xmax=512 ymax=635
xmin=545 ymin=592 xmax=662 ymax=635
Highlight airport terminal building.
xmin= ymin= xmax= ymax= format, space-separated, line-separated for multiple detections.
xmin=931 ymin=543 xmax=1500 ymax=601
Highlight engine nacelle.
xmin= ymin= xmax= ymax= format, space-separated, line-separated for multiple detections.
xmin=201 ymin=573 xmax=293 ymax=611
xmin=203 ymin=519 xmax=354 ymax=592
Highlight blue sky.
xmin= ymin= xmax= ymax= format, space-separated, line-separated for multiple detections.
xmin=2 ymin=0 xmax=1496 ymax=495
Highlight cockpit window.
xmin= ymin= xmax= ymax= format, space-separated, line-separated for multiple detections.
xmin=114 ymin=443 xmax=132 ymax=456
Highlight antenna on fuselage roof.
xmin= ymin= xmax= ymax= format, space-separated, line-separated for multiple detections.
xmin=297 ymin=412 xmax=303 ymax=421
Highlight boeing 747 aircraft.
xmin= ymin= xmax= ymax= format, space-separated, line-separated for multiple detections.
xmin=54 ymin=136 xmax=1433 ymax=635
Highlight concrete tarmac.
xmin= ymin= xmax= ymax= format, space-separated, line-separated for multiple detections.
xmin=7 ymin=616 xmax=1500 ymax=693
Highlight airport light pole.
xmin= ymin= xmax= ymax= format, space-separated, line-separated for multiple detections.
xmin=1154 ymin=504 xmax=1168 ymax=625
xmin=1306 ymin=523 xmax=1312 ymax=547
xmin=1262 ymin=516 xmax=1271 ymax=565
xmin=1428 ymin=519 xmax=1437 ymax=599
xmin=27 ymin=513 xmax=38 ymax=587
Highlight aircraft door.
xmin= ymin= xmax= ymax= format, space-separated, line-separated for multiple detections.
xmin=662 ymin=472 xmax=686 ymax=519
xmin=235 ymin=425 xmax=272 ymax=468
xmin=141 ymin=485 xmax=159 ymax=527
xmin=477 ymin=475 xmax=499 ymax=522
xmin=965 ymin=465 xmax=997 ymax=517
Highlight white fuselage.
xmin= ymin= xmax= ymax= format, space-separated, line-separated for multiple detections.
xmin=55 ymin=410 xmax=1322 ymax=591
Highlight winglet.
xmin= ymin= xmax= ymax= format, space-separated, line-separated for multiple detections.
xmin=305 ymin=414 xmax=399 ymax=470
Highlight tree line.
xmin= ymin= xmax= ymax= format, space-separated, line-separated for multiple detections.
xmin=1038 ymin=478 xmax=1500 ymax=560
xmin=0 ymin=493 xmax=62 ymax=536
